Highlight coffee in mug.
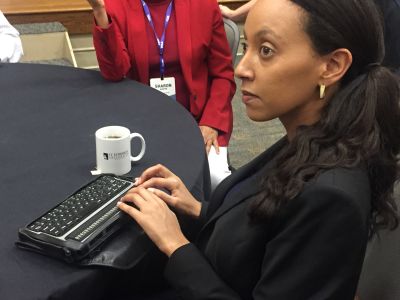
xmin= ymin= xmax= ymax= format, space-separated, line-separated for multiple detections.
xmin=93 ymin=126 xmax=146 ymax=175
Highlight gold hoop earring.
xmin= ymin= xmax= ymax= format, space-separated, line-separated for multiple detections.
xmin=319 ymin=84 xmax=326 ymax=99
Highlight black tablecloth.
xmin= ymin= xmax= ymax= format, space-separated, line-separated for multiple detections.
xmin=0 ymin=63 xmax=209 ymax=300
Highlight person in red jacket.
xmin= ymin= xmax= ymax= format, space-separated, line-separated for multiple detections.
xmin=87 ymin=0 xmax=236 ymax=189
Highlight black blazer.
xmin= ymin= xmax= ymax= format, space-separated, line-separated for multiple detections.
xmin=164 ymin=139 xmax=371 ymax=300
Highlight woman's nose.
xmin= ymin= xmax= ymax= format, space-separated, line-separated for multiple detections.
xmin=234 ymin=53 xmax=254 ymax=81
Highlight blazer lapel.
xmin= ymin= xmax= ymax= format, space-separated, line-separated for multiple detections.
xmin=174 ymin=0 xmax=193 ymax=93
xmin=128 ymin=0 xmax=149 ymax=83
xmin=201 ymin=137 xmax=288 ymax=231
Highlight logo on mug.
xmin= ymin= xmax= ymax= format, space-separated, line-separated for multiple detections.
xmin=103 ymin=151 xmax=129 ymax=160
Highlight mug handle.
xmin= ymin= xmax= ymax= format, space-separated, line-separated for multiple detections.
xmin=130 ymin=133 xmax=146 ymax=162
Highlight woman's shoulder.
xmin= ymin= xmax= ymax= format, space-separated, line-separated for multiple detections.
xmin=299 ymin=166 xmax=371 ymax=215
xmin=308 ymin=167 xmax=369 ymax=196
xmin=271 ymin=166 xmax=371 ymax=245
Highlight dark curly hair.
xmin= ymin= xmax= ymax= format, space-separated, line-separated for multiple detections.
xmin=249 ymin=0 xmax=400 ymax=236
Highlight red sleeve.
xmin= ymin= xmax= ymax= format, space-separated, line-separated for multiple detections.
xmin=92 ymin=0 xmax=132 ymax=81
xmin=198 ymin=1 xmax=236 ymax=144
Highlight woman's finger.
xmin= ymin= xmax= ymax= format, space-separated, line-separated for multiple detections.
xmin=205 ymin=139 xmax=213 ymax=155
xmin=139 ymin=176 xmax=180 ymax=191
xmin=126 ymin=178 xmax=174 ymax=196
xmin=135 ymin=187 xmax=169 ymax=210
xmin=212 ymin=137 xmax=220 ymax=154
xmin=127 ymin=175 xmax=181 ymax=200
xmin=148 ymin=187 xmax=176 ymax=207
xmin=120 ymin=192 xmax=146 ymax=210
xmin=136 ymin=164 xmax=174 ymax=185
xmin=117 ymin=201 xmax=142 ymax=221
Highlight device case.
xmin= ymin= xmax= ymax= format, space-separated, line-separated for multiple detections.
xmin=16 ymin=220 xmax=156 ymax=269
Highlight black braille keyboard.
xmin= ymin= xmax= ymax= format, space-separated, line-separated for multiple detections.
xmin=26 ymin=175 xmax=133 ymax=241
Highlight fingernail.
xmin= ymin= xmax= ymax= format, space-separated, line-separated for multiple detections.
xmin=133 ymin=177 xmax=140 ymax=185
xmin=147 ymin=187 xmax=155 ymax=193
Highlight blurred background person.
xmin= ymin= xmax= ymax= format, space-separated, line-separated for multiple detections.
xmin=219 ymin=0 xmax=257 ymax=22
xmin=0 ymin=10 xmax=23 ymax=63
xmin=86 ymin=0 xmax=236 ymax=190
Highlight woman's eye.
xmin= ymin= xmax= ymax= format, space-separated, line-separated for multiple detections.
xmin=260 ymin=46 xmax=273 ymax=57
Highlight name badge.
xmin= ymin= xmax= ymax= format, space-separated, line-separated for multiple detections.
xmin=150 ymin=77 xmax=176 ymax=97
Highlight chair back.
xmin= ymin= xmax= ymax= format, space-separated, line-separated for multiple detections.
xmin=357 ymin=191 xmax=400 ymax=300
xmin=223 ymin=18 xmax=240 ymax=66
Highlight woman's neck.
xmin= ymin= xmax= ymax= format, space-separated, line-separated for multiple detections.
xmin=280 ymin=101 xmax=324 ymax=141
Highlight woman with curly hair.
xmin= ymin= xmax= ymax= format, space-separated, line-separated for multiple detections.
xmin=117 ymin=0 xmax=400 ymax=299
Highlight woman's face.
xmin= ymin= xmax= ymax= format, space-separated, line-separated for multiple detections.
xmin=235 ymin=0 xmax=326 ymax=134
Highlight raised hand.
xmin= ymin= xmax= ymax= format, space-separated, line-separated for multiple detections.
xmin=219 ymin=5 xmax=235 ymax=20
xmin=86 ymin=0 xmax=105 ymax=10
xmin=86 ymin=0 xmax=109 ymax=28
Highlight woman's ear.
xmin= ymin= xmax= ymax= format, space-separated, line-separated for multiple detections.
xmin=320 ymin=48 xmax=353 ymax=86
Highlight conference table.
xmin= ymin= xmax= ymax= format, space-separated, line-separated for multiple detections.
xmin=0 ymin=63 xmax=209 ymax=300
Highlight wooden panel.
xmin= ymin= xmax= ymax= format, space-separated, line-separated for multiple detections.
xmin=5 ymin=11 xmax=93 ymax=34
xmin=1 ymin=0 xmax=247 ymax=34
xmin=1 ymin=0 xmax=245 ymax=14
xmin=0 ymin=0 xmax=90 ymax=14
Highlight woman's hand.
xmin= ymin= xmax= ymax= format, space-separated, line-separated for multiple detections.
xmin=118 ymin=187 xmax=189 ymax=257
xmin=199 ymin=125 xmax=219 ymax=155
xmin=87 ymin=0 xmax=105 ymax=10
xmin=86 ymin=0 xmax=109 ymax=29
xmin=219 ymin=5 xmax=235 ymax=20
xmin=131 ymin=164 xmax=202 ymax=219
xmin=219 ymin=0 xmax=256 ymax=22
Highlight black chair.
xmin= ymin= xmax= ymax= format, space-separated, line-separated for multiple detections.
xmin=357 ymin=185 xmax=400 ymax=300
xmin=223 ymin=18 xmax=240 ymax=172
xmin=223 ymin=18 xmax=240 ymax=66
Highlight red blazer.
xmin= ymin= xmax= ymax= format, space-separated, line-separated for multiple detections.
xmin=93 ymin=0 xmax=236 ymax=146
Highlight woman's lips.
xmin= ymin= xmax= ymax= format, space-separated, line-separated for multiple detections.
xmin=241 ymin=90 xmax=258 ymax=104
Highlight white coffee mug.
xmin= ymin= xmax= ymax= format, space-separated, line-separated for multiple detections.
xmin=93 ymin=126 xmax=146 ymax=175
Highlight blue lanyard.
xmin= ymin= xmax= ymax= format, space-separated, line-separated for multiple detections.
xmin=141 ymin=0 xmax=173 ymax=79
